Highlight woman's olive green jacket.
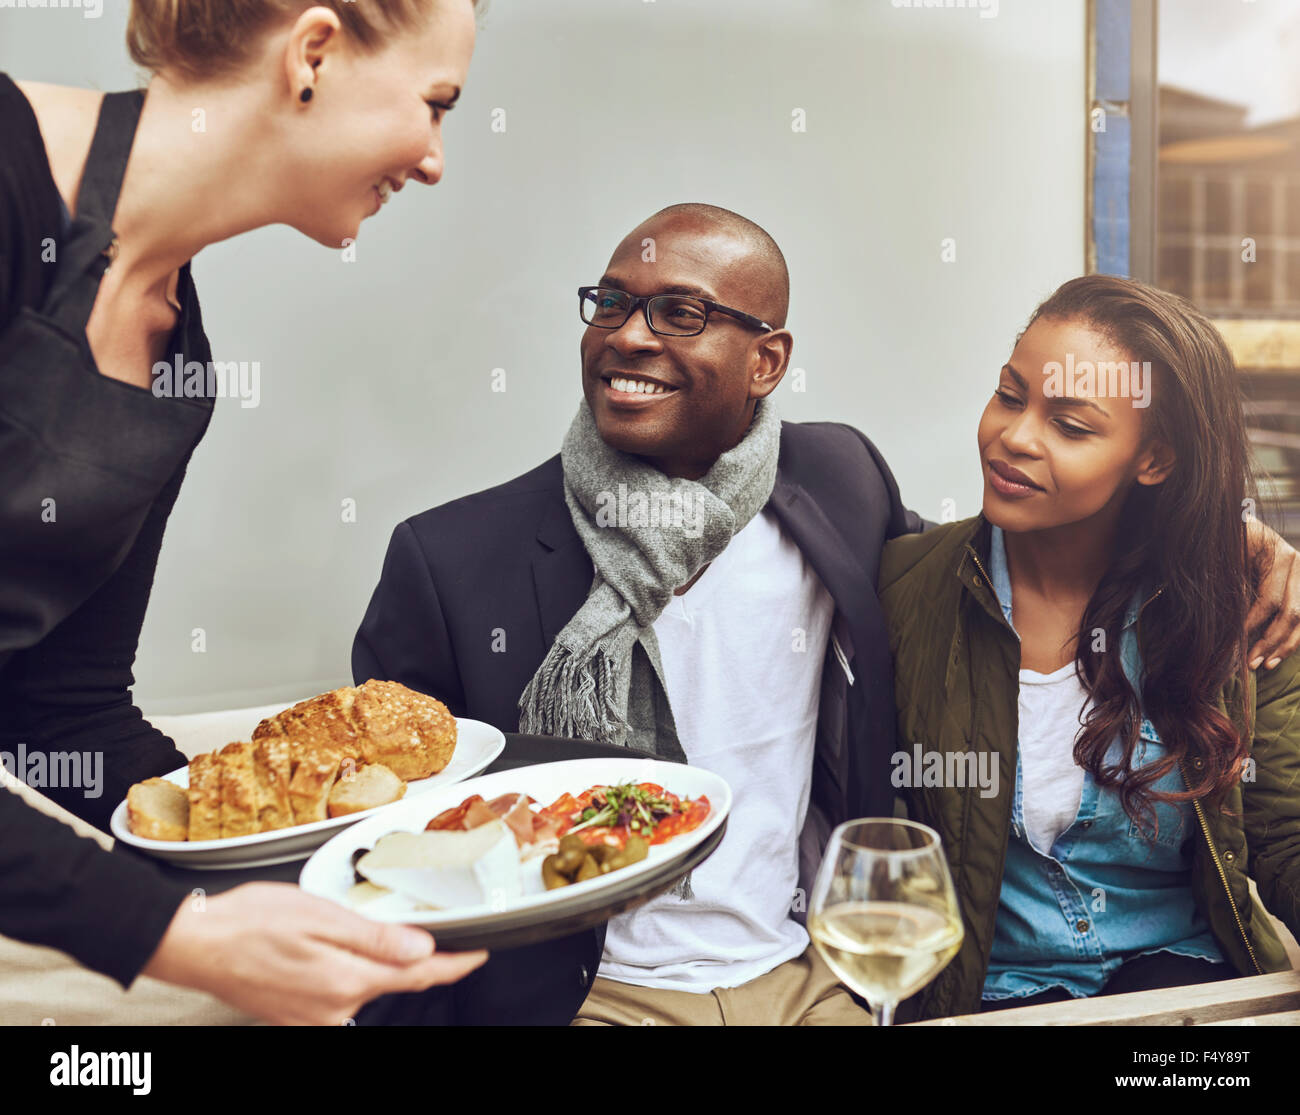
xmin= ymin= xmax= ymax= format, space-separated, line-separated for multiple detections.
xmin=879 ymin=514 xmax=1300 ymax=1022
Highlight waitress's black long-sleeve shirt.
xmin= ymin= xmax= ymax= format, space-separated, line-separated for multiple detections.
xmin=0 ymin=73 xmax=216 ymax=987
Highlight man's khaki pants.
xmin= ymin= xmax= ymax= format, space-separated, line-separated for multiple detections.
xmin=572 ymin=945 xmax=874 ymax=1026
xmin=0 ymin=769 xmax=255 ymax=1026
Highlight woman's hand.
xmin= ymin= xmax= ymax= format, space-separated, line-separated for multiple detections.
xmin=141 ymin=882 xmax=487 ymax=1025
xmin=1246 ymin=518 xmax=1300 ymax=670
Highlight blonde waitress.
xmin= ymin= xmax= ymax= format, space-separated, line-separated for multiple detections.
xmin=0 ymin=1 xmax=482 ymax=1025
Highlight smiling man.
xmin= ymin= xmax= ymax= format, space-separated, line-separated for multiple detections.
xmin=352 ymin=203 xmax=931 ymax=1025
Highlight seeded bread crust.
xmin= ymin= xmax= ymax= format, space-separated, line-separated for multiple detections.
xmin=350 ymin=679 xmax=450 ymax=779
xmin=260 ymin=689 xmax=365 ymax=765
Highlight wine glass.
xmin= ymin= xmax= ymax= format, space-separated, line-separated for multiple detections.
xmin=808 ymin=818 xmax=963 ymax=1026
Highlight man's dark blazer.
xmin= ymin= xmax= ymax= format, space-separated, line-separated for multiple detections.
xmin=351 ymin=419 xmax=924 ymax=1022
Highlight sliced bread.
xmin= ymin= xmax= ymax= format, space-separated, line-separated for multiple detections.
xmin=186 ymin=752 xmax=222 ymax=841
xmin=127 ymin=777 xmax=189 ymax=841
xmin=327 ymin=762 xmax=407 ymax=818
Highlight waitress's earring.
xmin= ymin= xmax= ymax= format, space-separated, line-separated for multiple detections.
xmin=300 ymin=87 xmax=314 ymax=103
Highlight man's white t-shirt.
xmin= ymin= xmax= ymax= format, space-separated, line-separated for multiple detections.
xmin=597 ymin=508 xmax=836 ymax=992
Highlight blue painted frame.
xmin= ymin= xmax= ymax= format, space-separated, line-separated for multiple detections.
xmin=1091 ymin=0 xmax=1132 ymax=277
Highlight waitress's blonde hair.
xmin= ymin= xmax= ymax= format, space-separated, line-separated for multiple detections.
xmin=127 ymin=0 xmax=473 ymax=83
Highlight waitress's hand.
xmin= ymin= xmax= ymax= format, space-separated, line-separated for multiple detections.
xmin=141 ymin=882 xmax=487 ymax=1025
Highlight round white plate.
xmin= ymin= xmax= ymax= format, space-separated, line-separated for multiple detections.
xmin=110 ymin=718 xmax=506 ymax=869
xmin=298 ymin=758 xmax=731 ymax=947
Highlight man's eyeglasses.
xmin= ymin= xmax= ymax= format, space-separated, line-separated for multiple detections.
xmin=578 ymin=286 xmax=774 ymax=338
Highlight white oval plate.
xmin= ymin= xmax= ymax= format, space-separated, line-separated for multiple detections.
xmin=298 ymin=758 xmax=731 ymax=937
xmin=110 ymin=718 xmax=505 ymax=869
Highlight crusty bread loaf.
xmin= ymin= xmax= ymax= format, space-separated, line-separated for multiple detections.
xmin=127 ymin=778 xmax=189 ymax=841
xmin=250 ymin=716 xmax=281 ymax=745
xmin=255 ymin=680 xmax=456 ymax=783
xmin=132 ymin=681 xmax=458 ymax=841
xmin=255 ymin=689 xmax=364 ymax=764
xmin=218 ymin=741 xmax=260 ymax=838
xmin=327 ymin=762 xmax=407 ymax=818
xmin=404 ymin=686 xmax=458 ymax=775
xmin=186 ymin=752 xmax=222 ymax=841
xmin=405 ymin=685 xmax=457 ymax=776
xmin=352 ymin=678 xmax=457 ymax=780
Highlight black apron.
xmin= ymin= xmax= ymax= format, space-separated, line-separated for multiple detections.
xmin=0 ymin=88 xmax=214 ymax=664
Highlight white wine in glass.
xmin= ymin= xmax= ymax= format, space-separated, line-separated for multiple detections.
xmin=808 ymin=819 xmax=963 ymax=1026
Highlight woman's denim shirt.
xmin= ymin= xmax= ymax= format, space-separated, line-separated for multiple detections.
xmin=982 ymin=524 xmax=1224 ymax=1001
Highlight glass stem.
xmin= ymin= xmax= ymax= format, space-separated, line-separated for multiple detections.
xmin=874 ymin=1001 xmax=896 ymax=1027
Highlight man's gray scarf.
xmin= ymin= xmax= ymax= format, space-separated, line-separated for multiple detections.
xmin=519 ymin=397 xmax=781 ymax=762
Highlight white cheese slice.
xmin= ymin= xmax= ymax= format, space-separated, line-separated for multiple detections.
xmin=346 ymin=880 xmax=440 ymax=917
xmin=356 ymin=820 xmax=523 ymax=909
xmin=347 ymin=880 xmax=391 ymax=905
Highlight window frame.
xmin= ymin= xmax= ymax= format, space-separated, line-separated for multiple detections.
xmin=1098 ymin=0 xmax=1300 ymax=372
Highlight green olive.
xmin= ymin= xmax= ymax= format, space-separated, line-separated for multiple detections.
xmin=588 ymin=843 xmax=618 ymax=865
xmin=542 ymin=855 xmax=570 ymax=890
xmin=601 ymin=836 xmax=649 ymax=874
xmin=575 ymin=854 xmax=600 ymax=882
xmin=624 ymin=835 xmax=648 ymax=862
xmin=553 ymin=845 xmax=587 ymax=874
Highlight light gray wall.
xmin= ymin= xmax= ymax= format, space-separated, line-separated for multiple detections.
xmin=1 ymin=0 xmax=1084 ymax=713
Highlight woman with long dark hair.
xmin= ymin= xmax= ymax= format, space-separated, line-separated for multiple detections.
xmin=880 ymin=274 xmax=1300 ymax=1020
xmin=0 ymin=0 xmax=486 ymax=1024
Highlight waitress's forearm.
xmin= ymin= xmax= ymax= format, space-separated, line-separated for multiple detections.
xmin=0 ymin=786 xmax=190 ymax=989
xmin=0 ymin=701 xmax=189 ymax=832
